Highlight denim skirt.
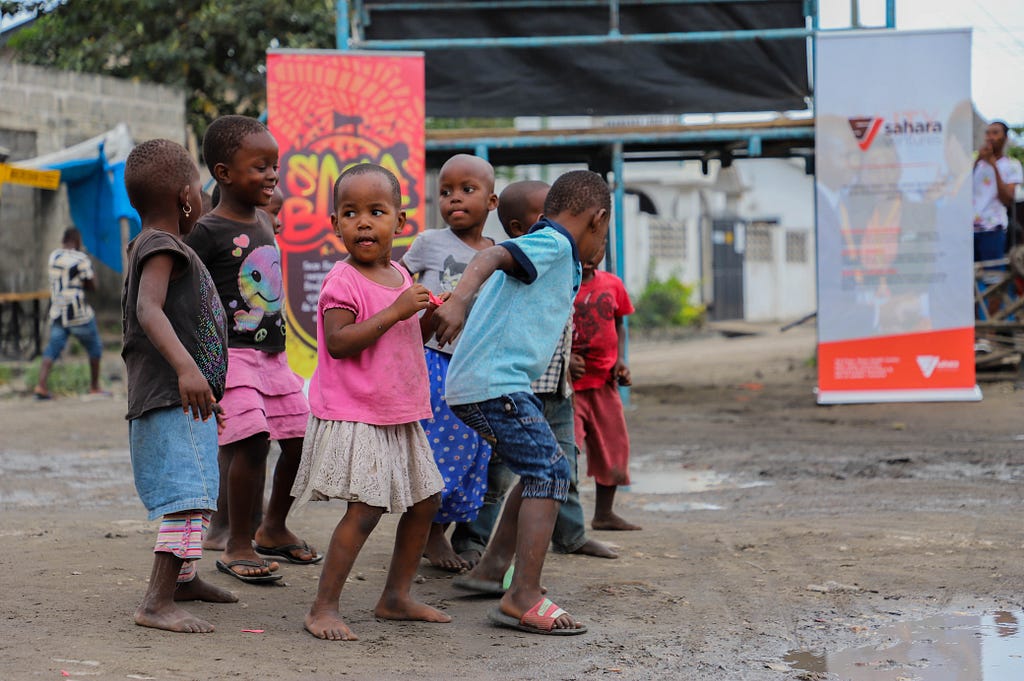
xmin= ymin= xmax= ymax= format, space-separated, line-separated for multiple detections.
xmin=129 ymin=406 xmax=219 ymax=520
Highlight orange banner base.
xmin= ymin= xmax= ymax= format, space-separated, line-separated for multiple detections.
xmin=817 ymin=327 xmax=980 ymax=404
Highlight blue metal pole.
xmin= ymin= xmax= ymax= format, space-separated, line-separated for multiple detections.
xmin=366 ymin=0 xmax=783 ymax=11
xmin=885 ymin=0 xmax=896 ymax=28
xmin=336 ymin=0 xmax=350 ymax=50
xmin=474 ymin=144 xmax=489 ymax=162
xmin=425 ymin=126 xmax=814 ymax=152
xmin=354 ymin=26 xmax=813 ymax=51
xmin=611 ymin=142 xmax=630 ymax=406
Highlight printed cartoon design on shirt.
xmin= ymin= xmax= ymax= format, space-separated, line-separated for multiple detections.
xmin=573 ymin=290 xmax=615 ymax=358
xmin=439 ymin=255 xmax=467 ymax=292
xmin=233 ymin=244 xmax=284 ymax=342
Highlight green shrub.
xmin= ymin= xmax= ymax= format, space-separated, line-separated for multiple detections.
xmin=632 ymin=275 xmax=705 ymax=329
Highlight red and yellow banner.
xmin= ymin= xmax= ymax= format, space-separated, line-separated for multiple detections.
xmin=267 ymin=49 xmax=425 ymax=378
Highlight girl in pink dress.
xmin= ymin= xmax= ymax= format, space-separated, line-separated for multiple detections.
xmin=290 ymin=164 xmax=448 ymax=641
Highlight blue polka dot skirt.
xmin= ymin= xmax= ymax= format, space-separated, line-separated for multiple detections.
xmin=422 ymin=347 xmax=492 ymax=523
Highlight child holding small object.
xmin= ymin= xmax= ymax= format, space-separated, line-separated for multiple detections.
xmin=291 ymin=164 xmax=450 ymax=641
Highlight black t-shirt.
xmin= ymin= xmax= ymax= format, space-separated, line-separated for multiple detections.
xmin=185 ymin=211 xmax=287 ymax=352
xmin=121 ymin=230 xmax=228 ymax=420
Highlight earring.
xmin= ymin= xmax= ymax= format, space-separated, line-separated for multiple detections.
xmin=182 ymin=202 xmax=192 ymax=217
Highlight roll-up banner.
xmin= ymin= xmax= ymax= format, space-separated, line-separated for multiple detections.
xmin=815 ymin=30 xmax=980 ymax=404
xmin=266 ymin=49 xmax=425 ymax=378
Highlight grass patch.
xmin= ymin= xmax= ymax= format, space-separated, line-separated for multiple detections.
xmin=23 ymin=358 xmax=92 ymax=396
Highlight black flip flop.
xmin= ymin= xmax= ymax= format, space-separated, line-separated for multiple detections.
xmin=253 ymin=541 xmax=323 ymax=565
xmin=216 ymin=558 xmax=282 ymax=584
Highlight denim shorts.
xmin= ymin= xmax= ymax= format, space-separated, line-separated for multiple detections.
xmin=129 ymin=406 xmax=219 ymax=520
xmin=42 ymin=318 xmax=103 ymax=361
xmin=450 ymin=392 xmax=570 ymax=502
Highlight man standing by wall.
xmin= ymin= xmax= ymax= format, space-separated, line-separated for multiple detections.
xmin=973 ymin=120 xmax=1022 ymax=262
xmin=34 ymin=227 xmax=106 ymax=399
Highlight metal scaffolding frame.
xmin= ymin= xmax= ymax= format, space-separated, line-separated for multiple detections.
xmin=330 ymin=0 xmax=895 ymax=300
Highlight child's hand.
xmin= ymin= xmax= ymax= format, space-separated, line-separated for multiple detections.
xmin=433 ymin=293 xmax=468 ymax=347
xmin=611 ymin=361 xmax=632 ymax=387
xmin=569 ymin=353 xmax=586 ymax=382
xmin=179 ymin=368 xmax=215 ymax=422
xmin=212 ymin=403 xmax=226 ymax=434
xmin=394 ymin=284 xmax=431 ymax=320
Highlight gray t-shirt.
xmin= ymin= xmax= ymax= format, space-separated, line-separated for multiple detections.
xmin=403 ymin=227 xmax=489 ymax=353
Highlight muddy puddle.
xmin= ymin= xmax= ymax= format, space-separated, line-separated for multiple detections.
xmin=619 ymin=466 xmax=769 ymax=513
xmin=785 ymin=610 xmax=1024 ymax=680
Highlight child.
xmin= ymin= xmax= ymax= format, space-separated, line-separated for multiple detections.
xmin=290 ymin=164 xmax=450 ymax=641
xmin=434 ymin=169 xmax=612 ymax=635
xmin=186 ymin=115 xmax=318 ymax=584
xmin=121 ymin=138 xmax=236 ymax=632
xmin=401 ymin=153 xmax=497 ymax=571
xmin=571 ymin=253 xmax=640 ymax=531
xmin=450 ymin=180 xmax=617 ymax=567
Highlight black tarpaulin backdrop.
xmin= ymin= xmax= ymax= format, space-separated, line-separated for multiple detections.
xmin=362 ymin=1 xmax=810 ymax=117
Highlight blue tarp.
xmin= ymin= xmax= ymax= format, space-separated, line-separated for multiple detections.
xmin=46 ymin=145 xmax=140 ymax=273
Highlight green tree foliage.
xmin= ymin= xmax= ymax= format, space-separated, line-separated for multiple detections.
xmin=1 ymin=0 xmax=336 ymax=139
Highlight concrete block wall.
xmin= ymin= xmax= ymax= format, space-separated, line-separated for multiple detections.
xmin=0 ymin=61 xmax=187 ymax=319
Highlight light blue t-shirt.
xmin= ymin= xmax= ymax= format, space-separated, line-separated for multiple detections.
xmin=445 ymin=218 xmax=581 ymax=406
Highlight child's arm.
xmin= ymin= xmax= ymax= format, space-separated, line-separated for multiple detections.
xmin=611 ymin=315 xmax=631 ymax=386
xmin=324 ymin=283 xmax=431 ymax=359
xmin=433 ymin=245 xmax=516 ymax=346
xmin=136 ymin=254 xmax=217 ymax=421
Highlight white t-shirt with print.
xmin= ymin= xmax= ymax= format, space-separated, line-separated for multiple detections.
xmin=973 ymin=155 xmax=1023 ymax=232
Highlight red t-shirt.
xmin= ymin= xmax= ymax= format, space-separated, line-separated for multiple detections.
xmin=571 ymin=270 xmax=634 ymax=392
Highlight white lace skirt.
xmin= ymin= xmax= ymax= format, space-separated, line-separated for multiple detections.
xmin=290 ymin=415 xmax=445 ymax=513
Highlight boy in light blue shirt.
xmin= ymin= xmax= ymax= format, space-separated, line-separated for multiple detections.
xmin=434 ymin=170 xmax=610 ymax=635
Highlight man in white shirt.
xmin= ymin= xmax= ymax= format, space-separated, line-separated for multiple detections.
xmin=34 ymin=227 xmax=106 ymax=399
xmin=973 ymin=120 xmax=1023 ymax=262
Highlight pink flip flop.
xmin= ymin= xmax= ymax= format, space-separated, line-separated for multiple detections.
xmin=487 ymin=597 xmax=587 ymax=635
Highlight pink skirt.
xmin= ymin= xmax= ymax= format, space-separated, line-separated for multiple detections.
xmin=218 ymin=347 xmax=310 ymax=445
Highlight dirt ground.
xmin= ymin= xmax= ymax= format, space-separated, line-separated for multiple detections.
xmin=3 ymin=323 xmax=1024 ymax=680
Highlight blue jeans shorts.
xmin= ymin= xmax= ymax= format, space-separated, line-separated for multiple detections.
xmin=43 ymin=318 xmax=103 ymax=361
xmin=129 ymin=406 xmax=220 ymax=520
xmin=450 ymin=392 xmax=570 ymax=502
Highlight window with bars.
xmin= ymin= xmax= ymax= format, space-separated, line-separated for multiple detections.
xmin=746 ymin=220 xmax=776 ymax=262
xmin=785 ymin=230 xmax=808 ymax=263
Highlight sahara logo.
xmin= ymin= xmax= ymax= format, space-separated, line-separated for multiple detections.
xmin=849 ymin=112 xmax=944 ymax=151
xmin=915 ymin=355 xmax=959 ymax=378
xmin=848 ymin=117 xmax=884 ymax=151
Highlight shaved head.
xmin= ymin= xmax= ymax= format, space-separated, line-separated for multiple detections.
xmin=439 ymin=153 xmax=495 ymax=191
xmin=497 ymin=180 xmax=549 ymax=237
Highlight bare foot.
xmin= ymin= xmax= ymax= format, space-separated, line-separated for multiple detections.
xmin=458 ymin=548 xmax=482 ymax=569
xmin=423 ymin=524 xmax=469 ymax=572
xmin=305 ymin=610 xmax=358 ymax=641
xmin=374 ymin=594 xmax=452 ymax=623
xmin=174 ymin=575 xmax=238 ymax=603
xmin=134 ymin=603 xmax=215 ymax=633
xmin=592 ymin=514 xmax=642 ymax=531
xmin=571 ymin=538 xmax=619 ymax=559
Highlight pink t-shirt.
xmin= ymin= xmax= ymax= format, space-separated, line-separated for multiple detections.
xmin=308 ymin=261 xmax=431 ymax=425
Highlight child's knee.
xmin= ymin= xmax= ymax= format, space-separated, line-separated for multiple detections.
xmin=346 ymin=504 xmax=385 ymax=535
xmin=414 ymin=493 xmax=441 ymax=516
